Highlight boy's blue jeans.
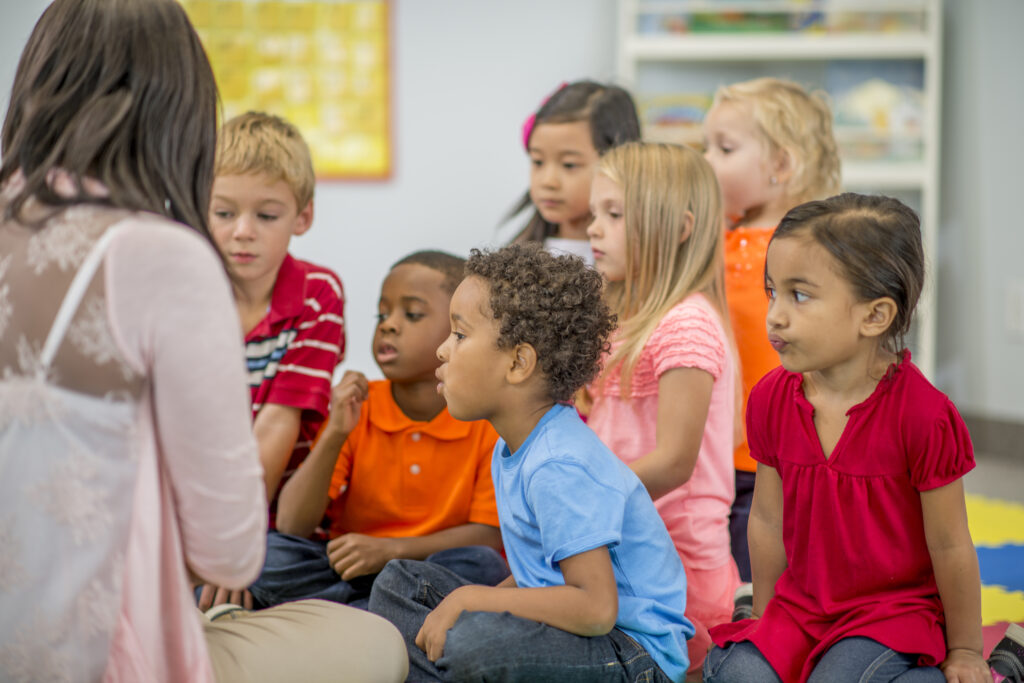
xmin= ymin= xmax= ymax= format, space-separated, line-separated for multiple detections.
xmin=703 ymin=639 xmax=945 ymax=682
xmin=247 ymin=531 xmax=510 ymax=610
xmin=368 ymin=558 xmax=675 ymax=682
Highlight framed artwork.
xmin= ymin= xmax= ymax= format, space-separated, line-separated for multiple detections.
xmin=182 ymin=0 xmax=391 ymax=180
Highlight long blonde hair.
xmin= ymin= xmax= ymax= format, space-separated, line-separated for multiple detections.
xmin=712 ymin=77 xmax=841 ymax=204
xmin=598 ymin=142 xmax=730 ymax=393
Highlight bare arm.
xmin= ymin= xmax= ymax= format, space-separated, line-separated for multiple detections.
xmin=252 ymin=403 xmax=302 ymax=502
xmin=921 ymin=479 xmax=992 ymax=682
xmin=415 ymin=546 xmax=618 ymax=661
xmin=276 ymin=371 xmax=368 ymax=537
xmin=628 ymin=367 xmax=713 ymax=500
xmin=327 ymin=523 xmax=503 ymax=581
xmin=749 ymin=463 xmax=786 ymax=617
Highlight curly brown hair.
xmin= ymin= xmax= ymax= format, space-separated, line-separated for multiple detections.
xmin=466 ymin=243 xmax=616 ymax=403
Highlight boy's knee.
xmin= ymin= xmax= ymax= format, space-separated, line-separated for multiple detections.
xmin=372 ymin=559 xmax=419 ymax=594
xmin=440 ymin=612 xmax=514 ymax=680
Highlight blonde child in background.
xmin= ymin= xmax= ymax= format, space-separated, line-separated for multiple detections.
xmin=702 ymin=77 xmax=841 ymax=582
xmin=706 ymin=194 xmax=991 ymax=683
xmin=586 ymin=142 xmax=740 ymax=677
xmin=508 ymin=80 xmax=641 ymax=264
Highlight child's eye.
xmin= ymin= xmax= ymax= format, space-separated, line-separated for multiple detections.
xmin=765 ymin=286 xmax=776 ymax=300
xmin=609 ymin=211 xmax=622 ymax=220
xmin=212 ymin=210 xmax=233 ymax=219
xmin=406 ymin=312 xmax=424 ymax=322
xmin=562 ymin=162 xmax=578 ymax=170
xmin=530 ymin=158 xmax=543 ymax=168
xmin=258 ymin=213 xmax=279 ymax=221
xmin=453 ymin=331 xmax=465 ymax=342
xmin=794 ymin=291 xmax=810 ymax=303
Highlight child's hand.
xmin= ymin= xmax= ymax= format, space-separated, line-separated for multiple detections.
xmin=196 ymin=583 xmax=253 ymax=611
xmin=326 ymin=532 xmax=399 ymax=580
xmin=940 ymin=648 xmax=993 ymax=683
xmin=324 ymin=371 xmax=369 ymax=438
xmin=415 ymin=586 xmax=474 ymax=662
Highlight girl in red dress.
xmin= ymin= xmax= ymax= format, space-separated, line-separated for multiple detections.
xmin=705 ymin=193 xmax=992 ymax=683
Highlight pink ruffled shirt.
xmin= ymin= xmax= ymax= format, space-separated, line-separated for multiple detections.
xmin=589 ymin=293 xmax=736 ymax=570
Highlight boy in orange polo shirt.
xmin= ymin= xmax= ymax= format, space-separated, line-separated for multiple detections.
xmin=246 ymin=251 xmax=508 ymax=609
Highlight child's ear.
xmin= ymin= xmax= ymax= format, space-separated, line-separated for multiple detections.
xmin=771 ymin=147 xmax=794 ymax=186
xmin=505 ymin=343 xmax=539 ymax=386
xmin=679 ymin=211 xmax=695 ymax=244
xmin=859 ymin=296 xmax=897 ymax=339
xmin=292 ymin=200 xmax=314 ymax=236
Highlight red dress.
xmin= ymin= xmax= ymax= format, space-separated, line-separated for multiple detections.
xmin=710 ymin=352 xmax=975 ymax=682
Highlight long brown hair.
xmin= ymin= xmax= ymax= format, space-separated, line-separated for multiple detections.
xmin=0 ymin=0 xmax=219 ymax=239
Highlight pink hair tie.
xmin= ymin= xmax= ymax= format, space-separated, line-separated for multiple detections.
xmin=521 ymin=81 xmax=568 ymax=150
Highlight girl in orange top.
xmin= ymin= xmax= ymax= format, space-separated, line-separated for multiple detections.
xmin=702 ymin=77 xmax=841 ymax=582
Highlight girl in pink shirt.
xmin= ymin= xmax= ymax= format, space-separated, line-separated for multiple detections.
xmin=586 ymin=142 xmax=741 ymax=676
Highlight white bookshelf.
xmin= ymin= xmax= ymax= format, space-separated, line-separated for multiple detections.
xmin=617 ymin=0 xmax=943 ymax=378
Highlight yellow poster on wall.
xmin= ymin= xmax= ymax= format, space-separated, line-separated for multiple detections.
xmin=181 ymin=0 xmax=391 ymax=180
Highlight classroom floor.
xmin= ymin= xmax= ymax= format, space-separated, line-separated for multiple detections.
xmin=962 ymin=455 xmax=1024 ymax=655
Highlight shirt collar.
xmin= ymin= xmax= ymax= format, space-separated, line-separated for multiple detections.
xmin=267 ymin=253 xmax=305 ymax=324
xmin=368 ymin=380 xmax=473 ymax=441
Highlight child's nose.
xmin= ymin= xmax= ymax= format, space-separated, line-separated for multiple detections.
xmin=232 ymin=214 xmax=256 ymax=240
xmin=765 ymin=300 xmax=784 ymax=329
xmin=540 ymin=164 xmax=559 ymax=187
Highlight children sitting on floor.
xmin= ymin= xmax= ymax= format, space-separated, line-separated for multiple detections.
xmin=369 ymin=243 xmax=694 ymax=682
xmin=245 ymin=250 xmax=507 ymax=609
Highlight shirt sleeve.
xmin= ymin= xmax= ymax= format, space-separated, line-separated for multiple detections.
xmin=650 ymin=300 xmax=728 ymax=381
xmin=746 ymin=369 xmax=780 ymax=468
xmin=909 ymin=398 xmax=976 ymax=491
xmin=526 ymin=460 xmax=624 ymax=569
xmin=263 ymin=272 xmax=345 ymax=418
xmin=467 ymin=423 xmax=500 ymax=528
xmin=107 ymin=220 xmax=267 ymax=588
xmin=327 ymin=422 xmax=357 ymax=501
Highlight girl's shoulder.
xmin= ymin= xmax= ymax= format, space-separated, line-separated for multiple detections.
xmin=884 ymin=354 xmax=966 ymax=425
xmin=656 ymin=293 xmax=726 ymax=338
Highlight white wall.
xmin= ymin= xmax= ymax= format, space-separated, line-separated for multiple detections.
xmin=293 ymin=0 xmax=617 ymax=378
xmin=937 ymin=0 xmax=1024 ymax=422
xmin=1 ymin=0 xmax=1020 ymax=422
xmin=0 ymin=0 xmax=617 ymax=380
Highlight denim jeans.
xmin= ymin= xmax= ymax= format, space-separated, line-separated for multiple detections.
xmin=246 ymin=531 xmax=510 ymax=610
xmin=728 ymin=470 xmax=756 ymax=582
xmin=368 ymin=558 xmax=674 ymax=683
xmin=704 ymin=638 xmax=946 ymax=683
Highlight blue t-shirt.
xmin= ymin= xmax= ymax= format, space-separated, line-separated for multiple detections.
xmin=492 ymin=403 xmax=694 ymax=681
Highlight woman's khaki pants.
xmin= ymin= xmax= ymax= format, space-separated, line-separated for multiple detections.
xmin=203 ymin=599 xmax=408 ymax=682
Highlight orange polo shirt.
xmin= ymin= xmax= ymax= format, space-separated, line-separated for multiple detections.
xmin=326 ymin=380 xmax=500 ymax=538
xmin=725 ymin=226 xmax=781 ymax=473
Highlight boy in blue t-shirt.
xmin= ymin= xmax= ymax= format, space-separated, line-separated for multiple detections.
xmin=368 ymin=244 xmax=694 ymax=682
